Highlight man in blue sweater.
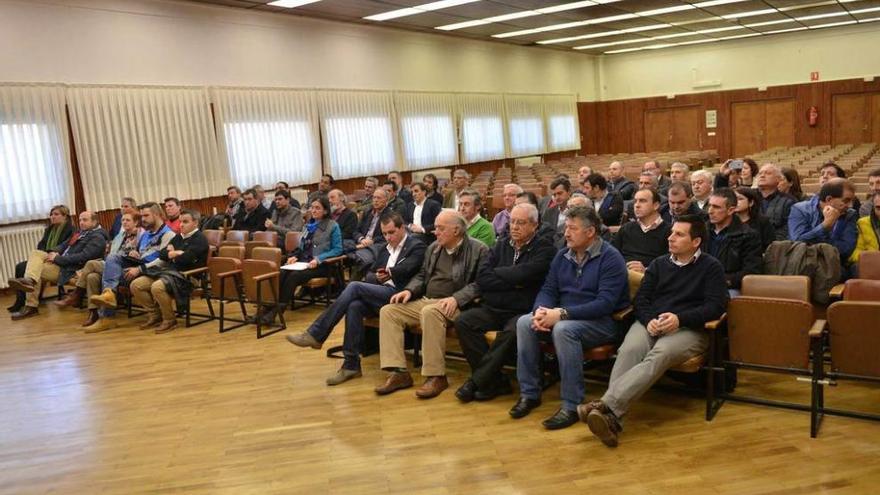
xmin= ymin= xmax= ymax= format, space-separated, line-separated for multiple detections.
xmin=509 ymin=206 xmax=629 ymax=430
xmin=581 ymin=214 xmax=728 ymax=447
xmin=788 ymin=178 xmax=858 ymax=264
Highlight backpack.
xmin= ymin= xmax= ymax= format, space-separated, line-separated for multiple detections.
xmin=763 ymin=240 xmax=841 ymax=305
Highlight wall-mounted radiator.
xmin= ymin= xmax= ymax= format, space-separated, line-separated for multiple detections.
xmin=0 ymin=225 xmax=44 ymax=289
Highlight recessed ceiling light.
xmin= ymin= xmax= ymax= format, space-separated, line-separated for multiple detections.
xmin=809 ymin=20 xmax=858 ymax=28
xmin=745 ymin=19 xmax=795 ymax=27
xmin=795 ymin=11 xmax=849 ymax=21
xmin=764 ymin=26 xmax=809 ymax=34
xmin=437 ymin=10 xmax=541 ymax=30
xmin=722 ymin=8 xmax=778 ymax=19
xmin=267 ymin=0 xmax=321 ymax=8
xmin=364 ymin=0 xmax=481 ymax=22
xmin=538 ymin=23 xmax=670 ymax=45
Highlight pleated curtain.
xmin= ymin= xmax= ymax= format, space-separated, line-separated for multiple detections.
xmin=0 ymin=84 xmax=75 ymax=224
xmin=212 ymin=87 xmax=321 ymax=188
xmin=317 ymin=90 xmax=399 ymax=180
xmin=544 ymin=94 xmax=580 ymax=152
xmin=66 ymin=85 xmax=227 ymax=212
xmin=394 ymin=92 xmax=459 ymax=171
xmin=456 ymin=93 xmax=507 ymax=163
xmin=505 ymin=94 xmax=547 ymax=158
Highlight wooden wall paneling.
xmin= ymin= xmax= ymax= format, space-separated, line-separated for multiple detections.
xmin=833 ymin=93 xmax=868 ymax=145
xmin=765 ymin=99 xmax=796 ymax=150
xmin=578 ymin=102 xmax=599 ymax=155
xmin=645 ymin=108 xmax=673 ymax=152
xmin=732 ymin=101 xmax=765 ymax=157
xmin=872 ymin=93 xmax=880 ymax=144
xmin=672 ymin=106 xmax=701 ymax=151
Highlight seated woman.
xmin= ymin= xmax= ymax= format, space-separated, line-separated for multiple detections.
xmin=262 ymin=196 xmax=343 ymax=323
xmin=7 ymin=205 xmax=74 ymax=314
xmin=735 ymin=187 xmax=775 ymax=252
xmin=849 ymin=193 xmax=880 ymax=273
xmin=779 ymin=167 xmax=805 ymax=201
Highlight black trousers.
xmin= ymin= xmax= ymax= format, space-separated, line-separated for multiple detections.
xmin=455 ymin=306 xmax=522 ymax=389
xmin=278 ymin=265 xmax=331 ymax=305
xmin=10 ymin=260 xmax=27 ymax=307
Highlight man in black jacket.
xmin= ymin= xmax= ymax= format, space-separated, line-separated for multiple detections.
xmin=233 ymin=188 xmax=270 ymax=233
xmin=660 ymin=181 xmax=705 ymax=224
xmin=706 ymin=188 xmax=762 ymax=295
xmin=756 ymin=163 xmax=796 ymax=241
xmin=583 ymin=173 xmax=624 ymax=227
xmin=286 ymin=212 xmax=426 ymax=386
xmin=454 ymin=203 xmax=556 ymax=403
xmin=580 ymin=214 xmax=728 ymax=447
xmin=9 ymin=211 xmax=108 ymax=320
xmin=607 ymin=161 xmax=636 ymax=201
xmin=404 ymin=182 xmax=441 ymax=244
xmin=130 ymin=209 xmax=210 ymax=334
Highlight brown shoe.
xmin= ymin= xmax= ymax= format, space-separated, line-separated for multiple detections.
xmin=415 ymin=375 xmax=449 ymax=399
xmin=154 ymin=320 xmax=178 ymax=334
xmin=586 ymin=409 xmax=622 ymax=448
xmin=54 ymin=288 xmax=84 ymax=308
xmin=84 ymin=317 xmax=117 ymax=334
xmin=139 ymin=314 xmax=163 ymax=330
xmin=577 ymin=400 xmax=608 ymax=424
xmin=8 ymin=277 xmax=36 ymax=293
xmin=11 ymin=306 xmax=38 ymax=321
xmin=375 ymin=372 xmax=414 ymax=395
xmin=79 ymin=309 xmax=99 ymax=329
xmin=89 ymin=288 xmax=117 ymax=310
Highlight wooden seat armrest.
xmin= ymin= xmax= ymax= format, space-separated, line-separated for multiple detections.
xmin=828 ymin=284 xmax=845 ymax=299
xmin=182 ymin=266 xmax=209 ymax=277
xmin=612 ymin=307 xmax=633 ymax=321
xmin=217 ymin=269 xmax=243 ymax=280
xmin=253 ymin=272 xmax=280 ymax=283
xmin=809 ymin=319 xmax=828 ymax=338
xmin=321 ymin=256 xmax=347 ymax=265
xmin=704 ymin=313 xmax=727 ymax=331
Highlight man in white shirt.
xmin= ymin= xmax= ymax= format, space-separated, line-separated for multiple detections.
xmin=404 ymin=183 xmax=441 ymax=243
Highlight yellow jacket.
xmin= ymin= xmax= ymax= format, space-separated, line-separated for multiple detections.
xmin=849 ymin=215 xmax=880 ymax=264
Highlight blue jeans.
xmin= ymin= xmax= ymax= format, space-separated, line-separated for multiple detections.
xmin=98 ymin=253 xmax=129 ymax=318
xmin=516 ymin=313 xmax=618 ymax=412
xmin=307 ymin=281 xmax=396 ymax=370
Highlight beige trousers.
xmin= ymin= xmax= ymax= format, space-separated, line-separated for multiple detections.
xmin=130 ymin=276 xmax=175 ymax=321
xmin=23 ymin=250 xmax=60 ymax=308
xmin=379 ymin=297 xmax=460 ymax=376
xmin=77 ymin=259 xmax=105 ymax=309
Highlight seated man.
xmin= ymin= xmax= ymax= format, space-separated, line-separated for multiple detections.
xmin=270 ymin=181 xmax=300 ymax=213
xmin=352 ymin=188 xmax=393 ymax=269
xmin=581 ymin=215 xmax=728 ymax=447
xmin=109 ymin=197 xmax=138 ymax=239
xmin=582 ymin=173 xmax=624 ymax=227
xmin=643 ymin=160 xmax=672 ymax=197
xmin=756 ymin=163 xmax=796 ymax=241
xmin=706 ymin=188 xmax=762 ymax=295
xmin=540 ymin=177 xmax=572 ymax=231
xmin=820 ymin=162 xmax=860 ymax=214
xmin=622 ymin=172 xmax=666 ymax=223
xmin=163 ymin=197 xmax=182 ymax=234
xmin=443 ymin=169 xmax=469 ymax=209
xmin=612 ymin=189 xmax=671 ymax=274
xmin=89 ymin=202 xmax=176 ymax=332
xmin=660 ymin=181 xmax=705 ymax=224
xmin=607 ymin=161 xmax=636 ymax=201
xmin=307 ymin=174 xmax=333 ymax=205
xmin=669 ymin=162 xmax=689 ymax=182
xmin=8 ymin=211 xmax=109 ymax=321
xmin=455 ymin=203 xmax=556 ymax=403
xmin=286 ymin=212 xmax=426 ymax=385
xmin=491 ymin=183 xmax=523 ymax=237
xmin=458 ymin=189 xmax=496 ymax=248
xmin=788 ymin=178 xmax=858 ymax=264
xmin=265 ymin=189 xmax=304 ymax=246
xmin=383 ymin=180 xmax=407 ymax=215
xmin=233 ymin=188 xmax=270 ymax=233
xmin=404 ymin=182 xmax=441 ymax=244
xmin=376 ymin=211 xmax=489 ymax=399
xmin=858 ymin=167 xmax=880 ymax=217
xmin=224 ymin=186 xmax=244 ymax=224
xmin=510 ymin=206 xmax=629 ymax=430
xmin=387 ymin=171 xmax=413 ymax=205
xmin=55 ymin=211 xmax=142 ymax=330
xmin=356 ymin=177 xmax=379 ymax=215
xmin=130 ymin=208 xmax=209 ymax=334
xmin=690 ymin=170 xmax=713 ymax=213
xmin=573 ymin=165 xmax=593 ymax=195
xmin=328 ymin=189 xmax=358 ymax=247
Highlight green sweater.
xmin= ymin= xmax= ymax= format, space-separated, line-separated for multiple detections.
xmin=467 ymin=216 xmax=496 ymax=248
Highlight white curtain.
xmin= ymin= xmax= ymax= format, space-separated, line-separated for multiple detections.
xmin=545 ymin=94 xmax=580 ymax=152
xmin=505 ymin=94 xmax=546 ymax=157
xmin=317 ymin=90 xmax=398 ymax=180
xmin=457 ymin=93 xmax=507 ymax=163
xmin=394 ymin=92 xmax=458 ymax=171
xmin=67 ymin=85 xmax=228 ymax=212
xmin=0 ymin=84 xmax=75 ymax=224
xmin=213 ymin=88 xmax=321 ymax=189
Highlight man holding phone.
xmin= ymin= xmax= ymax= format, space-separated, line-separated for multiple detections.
xmin=286 ymin=211 xmax=426 ymax=386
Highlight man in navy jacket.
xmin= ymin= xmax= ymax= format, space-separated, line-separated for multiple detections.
xmin=509 ymin=206 xmax=629 ymax=430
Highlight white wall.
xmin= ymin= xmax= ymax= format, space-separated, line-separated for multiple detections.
xmin=0 ymin=0 xmax=598 ymax=99
xmin=598 ymin=22 xmax=880 ymax=101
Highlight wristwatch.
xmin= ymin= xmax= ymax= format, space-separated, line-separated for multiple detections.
xmin=558 ymin=308 xmax=569 ymax=320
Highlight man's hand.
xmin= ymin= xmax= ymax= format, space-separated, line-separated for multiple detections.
xmin=286 ymin=256 xmax=298 ymax=265
xmin=124 ymin=267 xmax=141 ymax=281
xmin=410 ymin=224 xmax=424 ymax=234
xmin=649 ymin=313 xmax=680 ymax=336
xmin=626 ymin=261 xmax=646 ymax=273
xmin=128 ymin=251 xmax=140 ymax=260
xmin=375 ymin=269 xmax=391 ymax=284
xmin=265 ymin=219 xmax=274 ymax=230
xmin=390 ymin=290 xmax=412 ymax=304
xmin=360 ymin=238 xmax=374 ymax=248
xmin=46 ymin=252 xmax=58 ymax=263
xmin=436 ymin=297 xmax=458 ymax=318
xmin=533 ymin=306 xmax=561 ymax=332
xmin=307 ymin=259 xmax=319 ymax=269
xmin=821 ymin=205 xmax=841 ymax=229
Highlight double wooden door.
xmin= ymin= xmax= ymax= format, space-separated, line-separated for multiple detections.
xmin=832 ymin=92 xmax=880 ymax=145
xmin=644 ymin=106 xmax=701 ymax=152
xmin=732 ymin=99 xmax=795 ymax=157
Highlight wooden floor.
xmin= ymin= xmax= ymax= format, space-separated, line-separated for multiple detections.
xmin=2 ymin=294 xmax=880 ymax=495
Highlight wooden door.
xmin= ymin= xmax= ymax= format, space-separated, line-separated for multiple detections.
xmin=833 ymin=94 xmax=868 ymax=145
xmin=732 ymin=101 xmax=765 ymax=157
xmin=871 ymin=93 xmax=880 ymax=144
xmin=645 ymin=109 xmax=673 ymax=152
xmin=672 ymin=106 xmax=701 ymax=151
xmin=765 ymin=99 xmax=795 ymax=149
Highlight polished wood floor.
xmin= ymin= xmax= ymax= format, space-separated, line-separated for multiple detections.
xmin=2 ymin=294 xmax=879 ymax=494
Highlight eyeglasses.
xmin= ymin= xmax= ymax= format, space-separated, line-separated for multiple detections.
xmin=509 ymin=219 xmax=531 ymax=226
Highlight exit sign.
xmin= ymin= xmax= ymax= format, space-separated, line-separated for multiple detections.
xmin=810 ymin=71 xmax=820 ymax=81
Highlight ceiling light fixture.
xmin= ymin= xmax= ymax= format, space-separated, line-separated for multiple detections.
xmin=539 ymin=23 xmax=671 ymax=44
xmin=364 ymin=0 xmax=481 ymax=22
xmin=267 ymin=0 xmax=322 ymax=8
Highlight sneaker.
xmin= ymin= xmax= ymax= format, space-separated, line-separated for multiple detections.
xmin=326 ymin=368 xmax=362 ymax=386
xmin=285 ymin=332 xmax=321 ymax=349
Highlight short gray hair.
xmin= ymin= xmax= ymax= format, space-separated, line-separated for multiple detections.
xmin=690 ymin=170 xmax=713 ymax=183
xmin=503 ymin=183 xmax=523 ymax=194
xmin=512 ymin=203 xmax=539 ymax=224
xmin=459 ymin=188 xmax=482 ymax=207
xmin=671 ymin=162 xmax=689 ymax=172
xmin=365 ymin=176 xmax=379 ymax=186
xmin=453 ymin=169 xmax=470 ymax=179
xmin=568 ymin=193 xmax=593 ymax=209
xmin=566 ymin=205 xmax=602 ymax=231
xmin=330 ymin=188 xmax=347 ymax=203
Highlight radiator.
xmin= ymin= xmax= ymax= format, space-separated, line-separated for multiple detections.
xmin=0 ymin=224 xmax=44 ymax=289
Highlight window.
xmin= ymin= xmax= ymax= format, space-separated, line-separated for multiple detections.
xmin=458 ymin=94 xmax=507 ymax=163
xmin=545 ymin=95 xmax=580 ymax=152
xmin=318 ymin=91 xmax=399 ymax=179
xmin=395 ymin=92 xmax=458 ymax=170
xmin=505 ymin=95 xmax=546 ymax=157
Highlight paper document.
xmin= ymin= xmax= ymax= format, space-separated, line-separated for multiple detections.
xmin=281 ymin=262 xmax=311 ymax=271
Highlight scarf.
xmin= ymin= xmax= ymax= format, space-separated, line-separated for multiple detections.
xmin=46 ymin=223 xmax=66 ymax=251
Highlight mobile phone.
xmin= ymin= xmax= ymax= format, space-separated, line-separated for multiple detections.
xmin=729 ymin=159 xmax=744 ymax=171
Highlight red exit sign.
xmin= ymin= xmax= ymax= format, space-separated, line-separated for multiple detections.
xmin=810 ymin=71 xmax=820 ymax=81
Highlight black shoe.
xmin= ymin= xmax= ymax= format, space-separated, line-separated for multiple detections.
xmin=6 ymin=295 xmax=25 ymax=313
xmin=542 ymin=408 xmax=580 ymax=430
xmin=259 ymin=307 xmax=278 ymax=326
xmin=508 ymin=397 xmax=541 ymax=419
xmin=454 ymin=379 xmax=478 ymax=403
xmin=474 ymin=377 xmax=513 ymax=401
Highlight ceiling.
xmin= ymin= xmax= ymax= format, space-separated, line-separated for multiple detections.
xmin=183 ymin=0 xmax=880 ymax=55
